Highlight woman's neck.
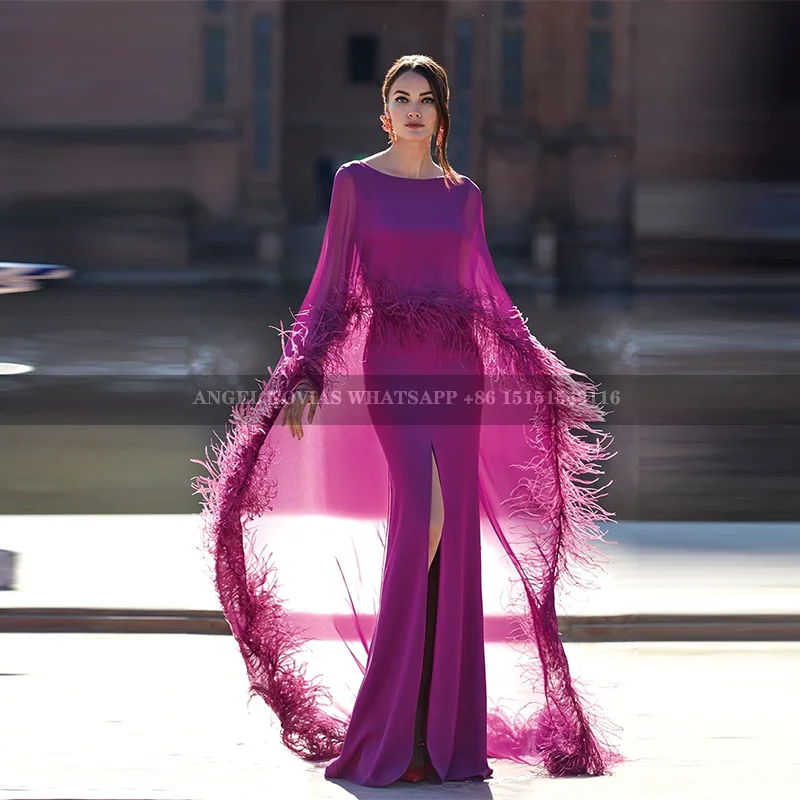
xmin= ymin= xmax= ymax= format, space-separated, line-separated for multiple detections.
xmin=379 ymin=145 xmax=441 ymax=179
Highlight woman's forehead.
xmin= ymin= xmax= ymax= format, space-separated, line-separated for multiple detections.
xmin=391 ymin=72 xmax=432 ymax=94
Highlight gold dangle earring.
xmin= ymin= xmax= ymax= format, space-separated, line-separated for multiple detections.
xmin=380 ymin=111 xmax=397 ymax=145
xmin=434 ymin=125 xmax=444 ymax=160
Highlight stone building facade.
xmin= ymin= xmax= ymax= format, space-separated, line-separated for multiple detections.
xmin=0 ymin=1 xmax=794 ymax=273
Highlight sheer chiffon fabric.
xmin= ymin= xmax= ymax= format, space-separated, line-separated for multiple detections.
xmin=193 ymin=161 xmax=622 ymax=786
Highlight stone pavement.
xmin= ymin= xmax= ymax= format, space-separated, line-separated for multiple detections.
xmin=1 ymin=515 xmax=799 ymax=640
xmin=0 ymin=633 xmax=797 ymax=799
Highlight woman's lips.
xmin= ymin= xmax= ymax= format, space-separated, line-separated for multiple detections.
xmin=405 ymin=123 xmax=424 ymax=128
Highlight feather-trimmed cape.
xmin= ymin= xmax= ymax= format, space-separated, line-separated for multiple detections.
xmin=192 ymin=161 xmax=621 ymax=777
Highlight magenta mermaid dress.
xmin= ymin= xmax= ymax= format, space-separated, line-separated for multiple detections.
xmin=193 ymin=160 xmax=621 ymax=787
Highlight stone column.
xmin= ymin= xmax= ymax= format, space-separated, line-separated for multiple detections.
xmin=442 ymin=1 xmax=488 ymax=180
xmin=240 ymin=0 xmax=286 ymax=268
xmin=482 ymin=117 xmax=543 ymax=253
xmin=470 ymin=1 xmax=544 ymax=258
xmin=555 ymin=0 xmax=635 ymax=294
xmin=557 ymin=132 xmax=635 ymax=293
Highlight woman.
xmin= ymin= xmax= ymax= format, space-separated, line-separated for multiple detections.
xmin=193 ymin=55 xmax=620 ymax=787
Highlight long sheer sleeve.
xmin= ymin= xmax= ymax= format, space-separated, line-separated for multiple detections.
xmin=465 ymin=183 xmax=596 ymax=419
xmin=272 ymin=164 xmax=360 ymax=400
xmin=465 ymin=183 xmax=531 ymax=342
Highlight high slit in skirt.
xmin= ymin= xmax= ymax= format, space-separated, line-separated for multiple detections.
xmin=323 ymin=327 xmax=493 ymax=785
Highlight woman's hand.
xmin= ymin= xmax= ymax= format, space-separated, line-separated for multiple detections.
xmin=280 ymin=382 xmax=320 ymax=440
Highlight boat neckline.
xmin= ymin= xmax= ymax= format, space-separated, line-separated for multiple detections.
xmin=357 ymin=161 xmax=447 ymax=181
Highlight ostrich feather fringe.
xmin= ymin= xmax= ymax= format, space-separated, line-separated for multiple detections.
xmin=192 ymin=279 xmax=622 ymax=773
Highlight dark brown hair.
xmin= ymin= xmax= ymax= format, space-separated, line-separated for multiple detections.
xmin=381 ymin=54 xmax=464 ymax=188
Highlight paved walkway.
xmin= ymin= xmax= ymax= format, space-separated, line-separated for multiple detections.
xmin=3 ymin=515 xmax=799 ymax=614
xmin=1 ymin=515 xmax=798 ymax=640
xmin=0 ymin=634 xmax=797 ymax=799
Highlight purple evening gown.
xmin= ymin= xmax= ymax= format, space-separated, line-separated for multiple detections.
xmin=193 ymin=160 xmax=622 ymax=787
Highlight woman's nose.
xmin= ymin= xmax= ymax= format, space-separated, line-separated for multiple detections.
xmin=408 ymin=109 xmax=421 ymax=118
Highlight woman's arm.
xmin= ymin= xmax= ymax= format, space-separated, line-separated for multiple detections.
xmin=465 ymin=182 xmax=533 ymax=343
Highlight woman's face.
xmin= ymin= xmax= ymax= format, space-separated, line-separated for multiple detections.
xmin=385 ymin=70 xmax=439 ymax=142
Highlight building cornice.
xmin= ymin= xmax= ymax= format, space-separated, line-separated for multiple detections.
xmin=0 ymin=124 xmax=240 ymax=145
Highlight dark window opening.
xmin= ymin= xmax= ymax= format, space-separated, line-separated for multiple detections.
xmin=587 ymin=29 xmax=611 ymax=109
xmin=590 ymin=1 xmax=611 ymax=22
xmin=204 ymin=25 xmax=227 ymax=104
xmin=348 ymin=36 xmax=377 ymax=84
xmin=502 ymin=29 xmax=524 ymax=109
